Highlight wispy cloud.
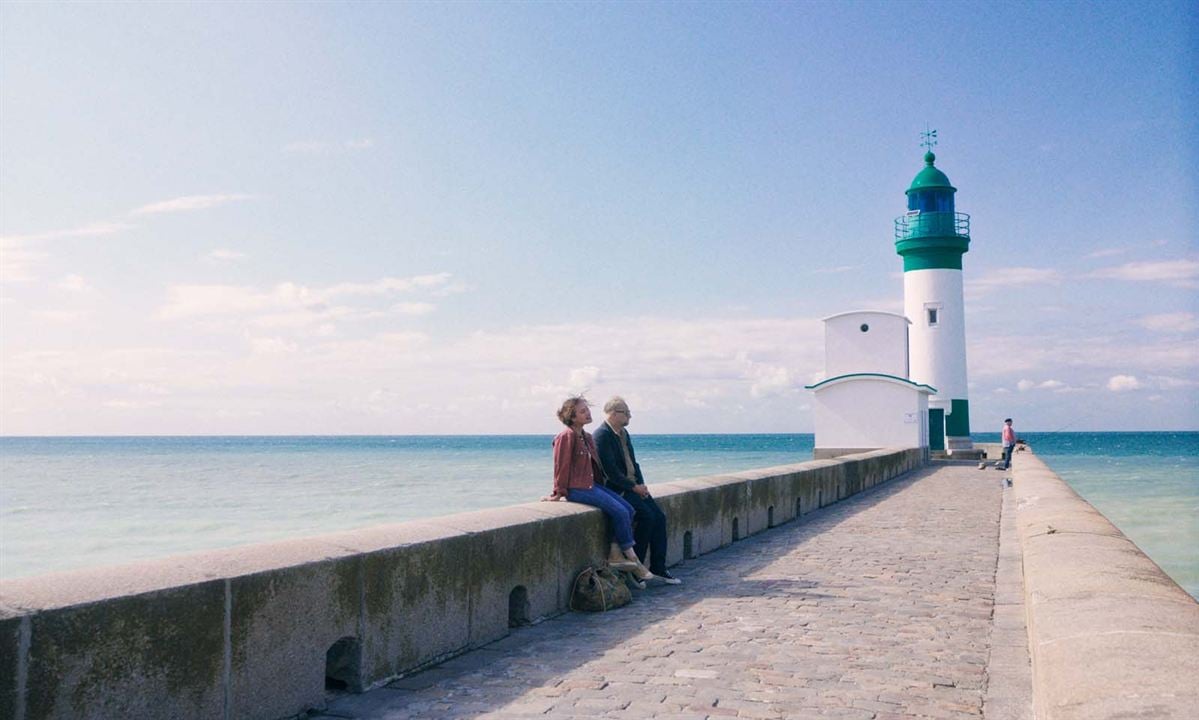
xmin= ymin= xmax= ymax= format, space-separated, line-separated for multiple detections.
xmin=391 ymin=302 xmax=436 ymax=316
xmin=130 ymin=194 xmax=253 ymax=216
xmin=206 ymin=249 xmax=247 ymax=262
xmin=1139 ymin=312 xmax=1199 ymax=334
xmin=1085 ymin=248 xmax=1125 ymax=259
xmin=0 ymin=243 xmax=47 ymax=282
xmin=1016 ymin=378 xmax=1073 ymax=393
xmin=55 ymin=274 xmax=93 ymax=292
xmin=811 ymin=265 xmax=859 ymax=274
xmin=1088 ymin=259 xmax=1199 ymax=286
xmin=283 ymin=138 xmax=375 ymax=155
xmin=156 ymin=273 xmax=456 ymax=327
xmin=33 ymin=309 xmax=92 ymax=323
xmin=966 ymin=267 xmax=1059 ymax=298
xmin=322 ymin=273 xmax=452 ymax=299
xmin=0 ymin=221 xmax=134 ymax=245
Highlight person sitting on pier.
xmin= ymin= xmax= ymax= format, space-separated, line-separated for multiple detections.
xmin=542 ymin=395 xmax=655 ymax=584
xmin=593 ymin=396 xmax=681 ymax=585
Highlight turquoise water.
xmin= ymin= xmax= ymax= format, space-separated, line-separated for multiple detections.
xmin=975 ymin=431 xmax=1198 ymax=600
xmin=0 ymin=434 xmax=813 ymax=579
xmin=2 ymin=433 xmax=1195 ymax=599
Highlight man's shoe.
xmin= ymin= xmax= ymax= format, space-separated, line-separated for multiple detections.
xmin=656 ymin=572 xmax=682 ymax=586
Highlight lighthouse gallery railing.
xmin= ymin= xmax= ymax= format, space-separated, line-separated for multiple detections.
xmin=894 ymin=211 xmax=970 ymax=242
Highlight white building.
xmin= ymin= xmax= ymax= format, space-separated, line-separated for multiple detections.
xmin=806 ymin=311 xmax=935 ymax=459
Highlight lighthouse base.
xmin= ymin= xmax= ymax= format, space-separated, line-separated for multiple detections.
xmin=943 ymin=434 xmax=983 ymax=460
xmin=946 ymin=435 xmax=974 ymax=450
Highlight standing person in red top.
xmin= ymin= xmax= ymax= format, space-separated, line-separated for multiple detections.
xmin=1001 ymin=418 xmax=1017 ymax=470
xmin=542 ymin=396 xmax=654 ymax=583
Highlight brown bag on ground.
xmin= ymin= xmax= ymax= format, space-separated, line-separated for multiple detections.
xmin=570 ymin=566 xmax=631 ymax=612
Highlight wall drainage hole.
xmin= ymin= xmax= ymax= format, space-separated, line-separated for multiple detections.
xmin=325 ymin=636 xmax=361 ymax=692
xmin=509 ymin=585 xmax=530 ymax=627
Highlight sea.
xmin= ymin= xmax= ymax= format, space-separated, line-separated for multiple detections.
xmin=2 ymin=432 xmax=1196 ymax=599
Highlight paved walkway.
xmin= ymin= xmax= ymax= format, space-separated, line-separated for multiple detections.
xmin=319 ymin=464 xmax=1031 ymax=720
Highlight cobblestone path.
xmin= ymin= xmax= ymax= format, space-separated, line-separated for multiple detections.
xmin=320 ymin=464 xmax=1028 ymax=719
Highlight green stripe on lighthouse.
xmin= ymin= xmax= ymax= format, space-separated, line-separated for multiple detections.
xmin=945 ymin=398 xmax=971 ymax=437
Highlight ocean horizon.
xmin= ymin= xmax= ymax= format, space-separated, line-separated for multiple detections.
xmin=2 ymin=431 xmax=1195 ymax=599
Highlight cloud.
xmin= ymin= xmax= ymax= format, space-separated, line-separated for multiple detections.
xmin=55 ymin=274 xmax=92 ymax=292
xmin=322 ymin=273 xmax=452 ymax=299
xmin=1146 ymin=375 xmax=1199 ymax=390
xmin=1139 ymin=312 xmax=1199 ymax=334
xmin=971 ymin=333 xmax=1198 ymax=379
xmin=747 ymin=363 xmax=794 ymax=398
xmin=130 ymin=194 xmax=253 ymax=216
xmin=207 ymin=249 xmax=246 ymax=262
xmin=1106 ymin=375 xmax=1141 ymax=392
xmin=156 ymin=274 xmax=455 ymax=331
xmin=1089 ymin=259 xmax=1199 ymax=285
xmin=1086 ymin=248 xmax=1125 ymax=259
xmin=249 ymin=336 xmax=298 ymax=355
xmin=0 ymin=242 xmax=47 ymax=282
xmin=967 ymin=267 xmax=1059 ymax=298
xmin=283 ymin=138 xmax=375 ymax=155
xmin=103 ymin=399 xmax=163 ymax=410
xmin=391 ymin=302 xmax=436 ymax=316
xmin=32 ymin=309 xmax=91 ymax=323
xmin=811 ymin=265 xmax=859 ymax=274
xmin=0 ymin=221 xmax=134 ymax=245
xmin=283 ymin=140 xmax=327 ymax=155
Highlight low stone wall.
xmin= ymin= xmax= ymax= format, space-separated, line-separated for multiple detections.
xmin=1011 ymin=451 xmax=1199 ymax=719
xmin=0 ymin=447 xmax=922 ymax=720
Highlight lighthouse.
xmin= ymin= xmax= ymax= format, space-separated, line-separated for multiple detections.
xmin=894 ymin=134 xmax=973 ymax=453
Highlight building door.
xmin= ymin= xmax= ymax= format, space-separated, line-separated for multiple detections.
xmin=928 ymin=408 xmax=945 ymax=451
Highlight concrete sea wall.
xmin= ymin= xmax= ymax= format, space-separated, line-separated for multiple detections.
xmin=0 ymin=447 xmax=923 ymax=720
xmin=1011 ymin=451 xmax=1199 ymax=719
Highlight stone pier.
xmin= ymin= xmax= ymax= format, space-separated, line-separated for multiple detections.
xmin=317 ymin=463 xmax=1032 ymax=719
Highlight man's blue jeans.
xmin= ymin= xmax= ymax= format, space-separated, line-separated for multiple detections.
xmin=1002 ymin=445 xmax=1014 ymax=469
xmin=567 ymin=485 xmax=636 ymax=549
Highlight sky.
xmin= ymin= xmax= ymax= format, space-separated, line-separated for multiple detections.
xmin=1 ymin=1 xmax=1195 ymax=435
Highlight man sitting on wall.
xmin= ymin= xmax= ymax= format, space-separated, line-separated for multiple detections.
xmin=593 ymin=396 xmax=682 ymax=585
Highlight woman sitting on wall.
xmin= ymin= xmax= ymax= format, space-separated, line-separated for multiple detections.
xmin=542 ymin=395 xmax=655 ymax=583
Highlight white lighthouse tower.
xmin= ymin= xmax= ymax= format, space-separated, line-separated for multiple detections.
xmin=894 ymin=132 xmax=974 ymax=453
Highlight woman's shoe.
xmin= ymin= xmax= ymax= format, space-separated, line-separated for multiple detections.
xmin=620 ymin=547 xmax=655 ymax=581
xmin=608 ymin=543 xmax=639 ymax=571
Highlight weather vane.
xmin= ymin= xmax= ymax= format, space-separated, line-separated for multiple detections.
xmin=921 ymin=126 xmax=938 ymax=152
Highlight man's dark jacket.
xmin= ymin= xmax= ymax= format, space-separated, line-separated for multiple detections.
xmin=593 ymin=422 xmax=645 ymax=493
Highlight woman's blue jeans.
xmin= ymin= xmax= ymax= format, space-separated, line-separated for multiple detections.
xmin=567 ymin=484 xmax=636 ymax=549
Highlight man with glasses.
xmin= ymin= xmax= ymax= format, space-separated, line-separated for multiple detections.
xmin=593 ymin=396 xmax=681 ymax=585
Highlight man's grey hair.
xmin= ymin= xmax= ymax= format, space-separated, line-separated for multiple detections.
xmin=603 ymin=396 xmax=629 ymax=414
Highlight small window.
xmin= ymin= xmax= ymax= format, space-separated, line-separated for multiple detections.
xmin=859 ymin=323 xmax=869 ymax=332
xmin=927 ymin=308 xmax=938 ymax=326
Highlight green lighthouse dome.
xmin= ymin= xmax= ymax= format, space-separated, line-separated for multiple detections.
xmin=906 ymin=151 xmax=956 ymax=194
